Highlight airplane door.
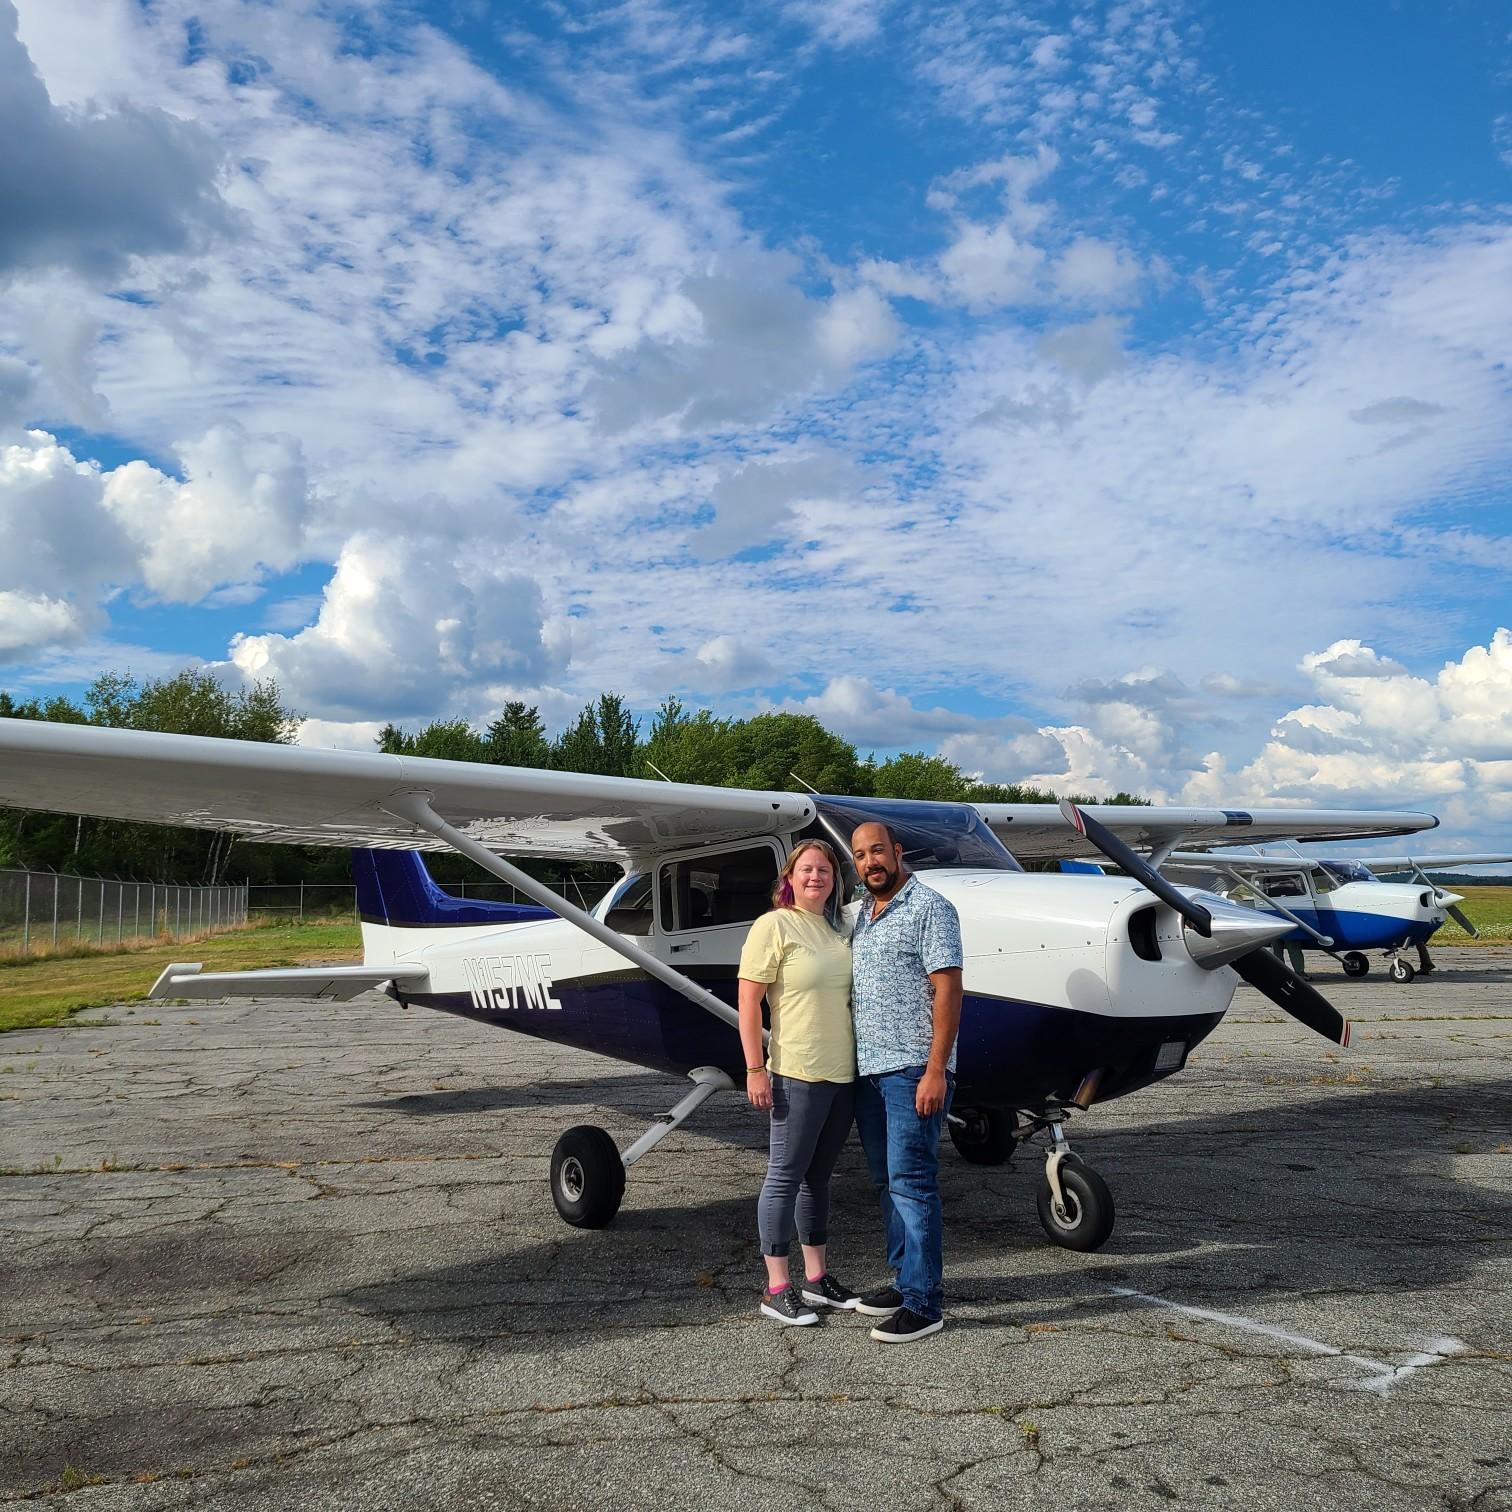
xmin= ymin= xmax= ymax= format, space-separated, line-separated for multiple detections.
xmin=650 ymin=840 xmax=785 ymax=974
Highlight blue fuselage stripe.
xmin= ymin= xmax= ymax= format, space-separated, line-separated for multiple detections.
xmin=1280 ymin=907 xmax=1439 ymax=950
xmin=402 ymin=974 xmax=1222 ymax=1109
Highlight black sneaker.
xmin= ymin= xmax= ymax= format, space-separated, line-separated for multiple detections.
xmin=855 ymin=1284 xmax=903 ymax=1317
xmin=801 ymin=1272 xmax=860 ymax=1310
xmin=870 ymin=1306 xmax=944 ymax=1343
xmin=759 ymin=1286 xmax=818 ymax=1326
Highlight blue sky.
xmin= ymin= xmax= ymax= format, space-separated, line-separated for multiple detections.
xmin=1 ymin=0 xmax=1510 ymax=849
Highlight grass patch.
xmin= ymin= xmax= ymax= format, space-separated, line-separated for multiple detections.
xmin=0 ymin=917 xmax=361 ymax=1035
xmin=1434 ymin=885 xmax=1512 ymax=944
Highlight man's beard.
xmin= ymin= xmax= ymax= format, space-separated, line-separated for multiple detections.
xmin=863 ymin=863 xmax=898 ymax=895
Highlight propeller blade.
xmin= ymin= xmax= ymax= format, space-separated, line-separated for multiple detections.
xmin=1231 ymin=949 xmax=1351 ymax=1046
xmin=1447 ymin=903 xmax=1480 ymax=939
xmin=1060 ymin=800 xmax=1212 ymax=936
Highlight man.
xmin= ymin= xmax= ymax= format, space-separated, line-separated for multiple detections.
xmin=848 ymin=820 xmax=963 ymax=1343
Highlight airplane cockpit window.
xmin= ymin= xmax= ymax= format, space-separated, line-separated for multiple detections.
xmin=1319 ymin=860 xmax=1377 ymax=885
xmin=1260 ymin=873 xmax=1308 ymax=899
xmin=603 ymin=873 xmax=654 ymax=935
xmin=812 ymin=797 xmax=1025 ymax=874
xmin=657 ymin=845 xmax=780 ymax=932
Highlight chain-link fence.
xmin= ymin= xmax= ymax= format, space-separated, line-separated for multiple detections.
xmin=245 ymin=876 xmax=616 ymax=922
xmin=0 ymin=870 xmax=250 ymax=957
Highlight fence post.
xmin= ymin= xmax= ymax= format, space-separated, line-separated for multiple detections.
xmin=299 ymin=880 xmax=304 ymax=924
xmin=52 ymin=874 xmax=59 ymax=948
xmin=22 ymin=872 xmax=30 ymax=954
xmin=116 ymin=884 xmax=123 ymax=943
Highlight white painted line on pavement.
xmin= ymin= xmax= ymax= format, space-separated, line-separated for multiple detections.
xmin=1106 ymin=1285 xmax=1467 ymax=1396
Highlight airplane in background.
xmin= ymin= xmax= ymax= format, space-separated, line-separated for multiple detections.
xmin=1047 ymin=845 xmax=1511 ymax=983
xmin=975 ymin=809 xmax=1510 ymax=983
xmin=0 ymin=719 xmax=1443 ymax=1255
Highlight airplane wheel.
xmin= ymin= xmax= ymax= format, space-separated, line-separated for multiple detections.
xmin=1390 ymin=958 xmax=1416 ymax=984
xmin=948 ymin=1106 xmax=1018 ymax=1165
xmin=1342 ymin=952 xmax=1370 ymax=978
xmin=550 ymin=1125 xmax=625 ymax=1228
xmin=1036 ymin=1160 xmax=1115 ymax=1252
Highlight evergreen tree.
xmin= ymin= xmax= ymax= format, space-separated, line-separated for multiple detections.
xmin=485 ymin=702 xmax=550 ymax=768
xmin=552 ymin=694 xmax=640 ymax=777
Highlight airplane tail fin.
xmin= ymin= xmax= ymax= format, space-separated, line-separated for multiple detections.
xmin=352 ymin=849 xmax=555 ymax=928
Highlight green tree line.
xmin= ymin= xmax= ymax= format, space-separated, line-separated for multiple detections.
xmin=0 ymin=676 xmax=1146 ymax=883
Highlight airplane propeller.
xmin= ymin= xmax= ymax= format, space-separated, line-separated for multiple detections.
xmin=1060 ymin=801 xmax=1351 ymax=1047
xmin=1445 ymin=901 xmax=1480 ymax=938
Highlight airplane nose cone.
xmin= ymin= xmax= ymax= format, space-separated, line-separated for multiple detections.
xmin=1438 ymin=890 xmax=1464 ymax=909
xmin=1183 ymin=897 xmax=1293 ymax=971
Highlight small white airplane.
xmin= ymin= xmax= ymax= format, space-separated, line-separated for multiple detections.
xmin=0 ymin=719 xmax=1443 ymax=1253
xmin=1145 ymin=847 xmax=1512 ymax=983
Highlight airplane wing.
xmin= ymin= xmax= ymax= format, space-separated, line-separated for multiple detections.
xmin=1160 ymin=850 xmax=1512 ymax=875
xmin=975 ymin=804 xmax=1438 ymax=863
xmin=1358 ymin=854 xmax=1512 ymax=872
xmin=0 ymin=719 xmax=815 ymax=864
xmin=1162 ymin=851 xmax=1313 ymax=874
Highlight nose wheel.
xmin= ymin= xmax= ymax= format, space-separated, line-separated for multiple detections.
xmin=986 ymin=1111 xmax=1117 ymax=1251
xmin=1036 ymin=1121 xmax=1116 ymax=1250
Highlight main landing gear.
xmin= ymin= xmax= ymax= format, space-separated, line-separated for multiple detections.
xmin=1341 ymin=951 xmax=1370 ymax=978
xmin=549 ymin=1066 xmax=735 ymax=1229
xmin=949 ymin=1105 xmax=1116 ymax=1252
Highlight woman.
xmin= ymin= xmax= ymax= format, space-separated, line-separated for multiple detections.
xmin=738 ymin=837 xmax=860 ymax=1325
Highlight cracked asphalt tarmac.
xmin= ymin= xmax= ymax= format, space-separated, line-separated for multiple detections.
xmin=1 ymin=947 xmax=1509 ymax=1510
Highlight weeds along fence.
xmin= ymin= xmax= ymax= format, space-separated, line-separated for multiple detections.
xmin=246 ymin=876 xmax=616 ymax=922
xmin=0 ymin=870 xmax=250 ymax=957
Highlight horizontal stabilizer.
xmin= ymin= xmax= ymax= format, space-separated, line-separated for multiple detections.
xmin=149 ymin=961 xmax=429 ymax=1002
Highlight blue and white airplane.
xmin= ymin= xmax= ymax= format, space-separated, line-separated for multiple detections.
xmin=1151 ymin=847 xmax=1512 ymax=982
xmin=0 ymin=719 xmax=1443 ymax=1252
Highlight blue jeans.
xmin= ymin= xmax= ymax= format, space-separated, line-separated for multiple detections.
xmin=854 ymin=1066 xmax=953 ymax=1321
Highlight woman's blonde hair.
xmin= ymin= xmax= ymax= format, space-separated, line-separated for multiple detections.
xmin=773 ymin=838 xmax=846 ymax=930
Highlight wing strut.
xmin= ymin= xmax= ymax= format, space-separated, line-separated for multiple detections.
xmin=381 ymin=790 xmax=750 ymax=1036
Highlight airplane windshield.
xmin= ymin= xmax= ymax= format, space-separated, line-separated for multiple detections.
xmin=814 ymin=797 xmax=1024 ymax=873
xmin=1319 ymin=861 xmax=1378 ymax=885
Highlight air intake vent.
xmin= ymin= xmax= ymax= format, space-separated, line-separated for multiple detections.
xmin=1129 ymin=906 xmax=1162 ymax=962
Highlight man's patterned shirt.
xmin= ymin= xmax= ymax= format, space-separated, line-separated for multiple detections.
xmin=850 ymin=874 xmax=964 ymax=1076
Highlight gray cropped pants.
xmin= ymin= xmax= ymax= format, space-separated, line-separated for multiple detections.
xmin=757 ymin=1075 xmax=856 ymax=1257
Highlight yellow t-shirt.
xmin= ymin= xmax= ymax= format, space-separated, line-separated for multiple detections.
xmin=738 ymin=907 xmax=855 ymax=1084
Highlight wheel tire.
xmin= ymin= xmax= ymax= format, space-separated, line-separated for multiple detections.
xmin=1342 ymin=952 xmax=1370 ymax=978
xmin=1390 ymin=958 xmax=1416 ymax=984
xmin=948 ymin=1106 xmax=1019 ymax=1165
xmin=550 ymin=1125 xmax=626 ymax=1228
xmin=1036 ymin=1159 xmax=1115 ymax=1252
